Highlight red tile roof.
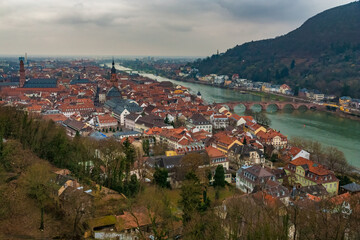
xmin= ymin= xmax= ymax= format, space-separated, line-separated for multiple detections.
xmin=290 ymin=157 xmax=332 ymax=176
xmin=206 ymin=146 xmax=225 ymax=159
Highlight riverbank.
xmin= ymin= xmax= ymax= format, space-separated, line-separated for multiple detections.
xmin=144 ymin=71 xmax=360 ymax=122
xmin=117 ymin=63 xmax=360 ymax=121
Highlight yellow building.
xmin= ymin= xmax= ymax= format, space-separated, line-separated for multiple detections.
xmin=339 ymin=96 xmax=351 ymax=106
xmin=285 ymin=157 xmax=339 ymax=195
xmin=212 ymin=132 xmax=243 ymax=155
xmin=244 ymin=122 xmax=266 ymax=135
xmin=165 ymin=151 xmax=177 ymax=156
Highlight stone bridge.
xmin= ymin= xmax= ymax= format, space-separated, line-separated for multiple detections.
xmin=214 ymin=101 xmax=324 ymax=112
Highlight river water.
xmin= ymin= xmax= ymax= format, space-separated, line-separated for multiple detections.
xmin=111 ymin=64 xmax=360 ymax=168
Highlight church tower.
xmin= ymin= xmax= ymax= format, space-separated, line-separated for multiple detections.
xmin=19 ymin=57 xmax=25 ymax=87
xmin=110 ymin=58 xmax=117 ymax=83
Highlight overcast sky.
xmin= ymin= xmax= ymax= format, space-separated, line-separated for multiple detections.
xmin=0 ymin=0 xmax=354 ymax=57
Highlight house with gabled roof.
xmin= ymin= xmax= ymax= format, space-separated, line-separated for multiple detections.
xmin=206 ymin=146 xmax=229 ymax=170
xmin=236 ymin=165 xmax=276 ymax=193
xmin=187 ymin=113 xmax=212 ymax=133
xmin=228 ymin=143 xmax=265 ymax=166
xmin=285 ymin=157 xmax=339 ymax=195
xmin=210 ymin=131 xmax=243 ymax=155
xmin=279 ymin=84 xmax=291 ymax=94
xmin=135 ymin=114 xmax=171 ymax=133
xmin=124 ymin=113 xmax=141 ymax=130
xmin=210 ymin=113 xmax=229 ymax=129
xmin=244 ymin=121 xmax=266 ymax=135
xmin=104 ymin=98 xmax=142 ymax=125
xmin=256 ymin=128 xmax=287 ymax=149
xmin=286 ymin=146 xmax=310 ymax=161
xmin=62 ymin=118 xmax=87 ymax=137
xmin=96 ymin=114 xmax=118 ymax=130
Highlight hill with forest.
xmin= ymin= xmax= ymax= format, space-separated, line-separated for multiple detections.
xmin=192 ymin=1 xmax=360 ymax=98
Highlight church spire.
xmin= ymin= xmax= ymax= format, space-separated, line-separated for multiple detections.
xmin=110 ymin=57 xmax=117 ymax=83
xmin=111 ymin=58 xmax=116 ymax=74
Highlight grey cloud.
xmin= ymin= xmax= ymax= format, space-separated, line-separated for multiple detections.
xmin=54 ymin=14 xmax=121 ymax=27
xmin=163 ymin=23 xmax=193 ymax=32
xmin=0 ymin=0 xmax=355 ymax=56
xmin=214 ymin=0 xmax=308 ymax=22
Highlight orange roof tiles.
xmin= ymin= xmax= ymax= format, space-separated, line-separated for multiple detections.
xmin=27 ymin=104 xmax=42 ymax=112
xmin=97 ymin=114 xmax=117 ymax=124
xmin=206 ymin=146 xmax=225 ymax=159
xmin=288 ymin=146 xmax=302 ymax=156
xmin=116 ymin=211 xmax=152 ymax=230
xmin=43 ymin=114 xmax=67 ymax=122
xmin=256 ymin=129 xmax=286 ymax=140
xmin=290 ymin=157 xmax=332 ymax=176
xmin=213 ymin=132 xmax=237 ymax=146
xmin=330 ymin=192 xmax=351 ymax=205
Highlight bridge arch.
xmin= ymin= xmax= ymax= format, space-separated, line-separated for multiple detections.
xmin=234 ymin=103 xmax=246 ymax=113
xmin=266 ymin=103 xmax=280 ymax=112
xmin=250 ymin=103 xmax=263 ymax=112
xmin=283 ymin=103 xmax=295 ymax=110
xmin=309 ymin=105 xmax=318 ymax=110
xmin=296 ymin=104 xmax=309 ymax=111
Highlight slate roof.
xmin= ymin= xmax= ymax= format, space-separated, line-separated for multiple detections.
xmin=291 ymin=184 xmax=329 ymax=199
xmin=0 ymin=82 xmax=19 ymax=87
xmin=23 ymin=78 xmax=57 ymax=88
xmin=125 ymin=113 xmax=141 ymax=121
xmin=136 ymin=114 xmax=167 ymax=128
xmin=146 ymin=155 xmax=183 ymax=170
xmin=341 ymin=182 xmax=360 ymax=193
xmin=189 ymin=113 xmax=210 ymax=125
xmin=257 ymin=179 xmax=290 ymax=198
xmin=143 ymin=105 xmax=156 ymax=114
xmin=70 ymin=78 xmax=91 ymax=85
xmin=247 ymin=165 xmax=274 ymax=178
xmin=63 ymin=118 xmax=86 ymax=131
xmin=104 ymin=99 xmax=142 ymax=114
xmin=106 ymin=87 xmax=121 ymax=98
xmin=229 ymin=144 xmax=264 ymax=158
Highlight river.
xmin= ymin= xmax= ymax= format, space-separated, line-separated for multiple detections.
xmin=110 ymin=64 xmax=360 ymax=168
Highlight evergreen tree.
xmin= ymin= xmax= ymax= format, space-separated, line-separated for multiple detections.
xmin=179 ymin=171 xmax=202 ymax=224
xmin=153 ymin=167 xmax=169 ymax=188
xmin=213 ymin=165 xmax=225 ymax=188
xmin=127 ymin=174 xmax=140 ymax=197
xmin=142 ymin=139 xmax=150 ymax=156
xmin=290 ymin=59 xmax=296 ymax=69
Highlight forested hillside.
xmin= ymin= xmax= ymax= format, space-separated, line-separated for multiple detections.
xmin=193 ymin=2 xmax=360 ymax=97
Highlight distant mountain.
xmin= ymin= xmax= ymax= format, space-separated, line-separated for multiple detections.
xmin=192 ymin=2 xmax=360 ymax=98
